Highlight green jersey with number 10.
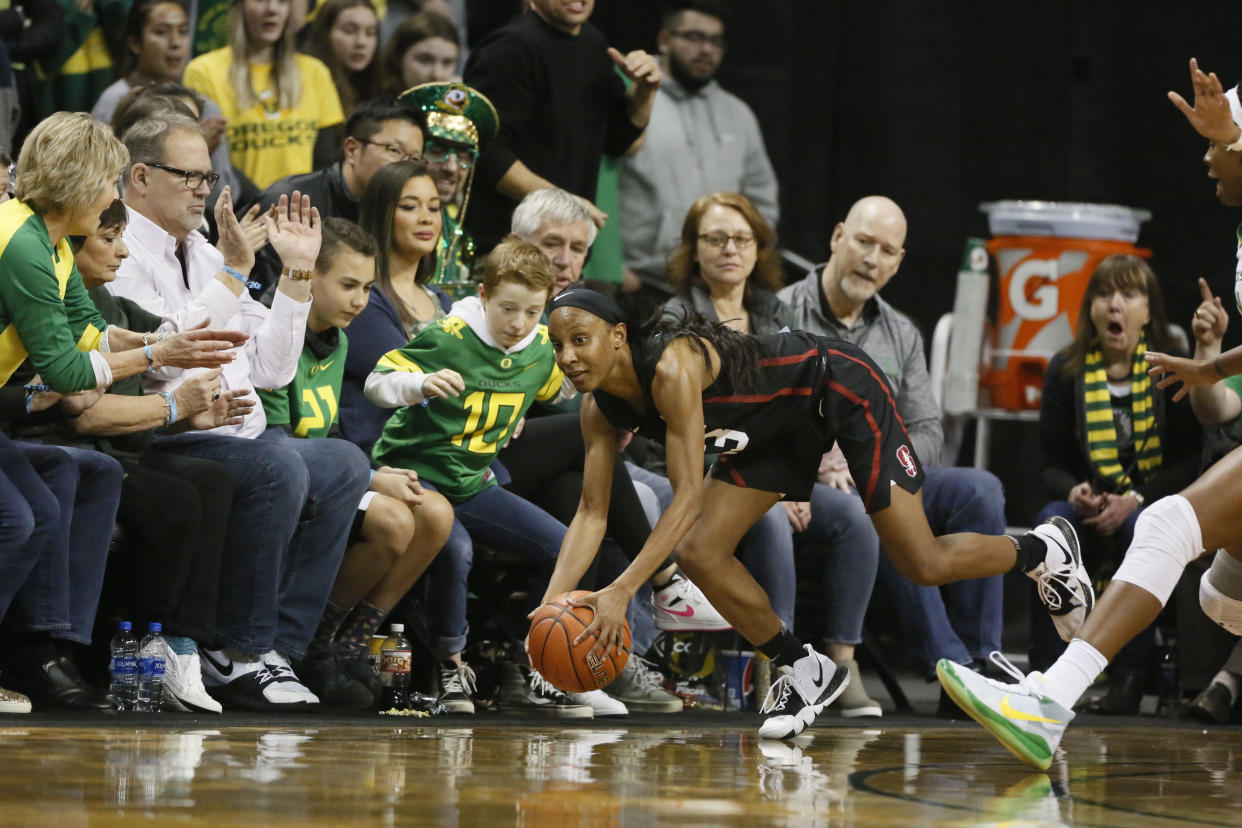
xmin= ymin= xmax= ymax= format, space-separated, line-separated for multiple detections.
xmin=370 ymin=314 xmax=563 ymax=500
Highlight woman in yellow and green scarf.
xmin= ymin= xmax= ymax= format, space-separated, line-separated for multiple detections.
xmin=1033 ymin=254 xmax=1202 ymax=712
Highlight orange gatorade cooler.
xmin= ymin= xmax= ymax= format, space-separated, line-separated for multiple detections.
xmin=979 ymin=201 xmax=1151 ymax=410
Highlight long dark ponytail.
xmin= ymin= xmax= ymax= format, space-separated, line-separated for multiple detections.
xmin=642 ymin=306 xmax=771 ymax=392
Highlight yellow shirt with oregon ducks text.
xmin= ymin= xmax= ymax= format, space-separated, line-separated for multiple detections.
xmin=184 ymin=47 xmax=344 ymax=189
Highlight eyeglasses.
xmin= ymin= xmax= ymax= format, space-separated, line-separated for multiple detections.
xmin=145 ymin=162 xmax=220 ymax=190
xmin=670 ymin=30 xmax=726 ymax=49
xmin=699 ymin=231 xmax=755 ymax=250
xmin=423 ymin=144 xmax=475 ymax=170
xmin=363 ymin=140 xmax=422 ymax=163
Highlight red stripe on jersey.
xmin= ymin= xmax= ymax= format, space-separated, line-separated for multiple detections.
xmin=827 ymin=379 xmax=882 ymax=509
xmin=759 ymin=348 xmax=819 ymax=367
xmin=704 ymin=387 xmax=814 ymax=404
xmin=826 ymin=349 xmax=913 ymax=435
xmin=717 ymin=457 xmax=748 ymax=487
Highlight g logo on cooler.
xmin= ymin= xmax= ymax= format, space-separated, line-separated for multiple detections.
xmin=896 ymin=445 xmax=918 ymax=478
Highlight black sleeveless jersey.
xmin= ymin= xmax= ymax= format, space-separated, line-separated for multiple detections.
xmin=593 ymin=329 xmax=835 ymax=456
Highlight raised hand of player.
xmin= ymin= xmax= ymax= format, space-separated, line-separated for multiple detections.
xmin=1168 ymin=57 xmax=1241 ymax=145
xmin=371 ymin=466 xmax=424 ymax=505
xmin=266 ymin=191 xmax=321 ymax=272
xmin=1191 ymin=277 xmax=1228 ymax=349
xmin=568 ymin=586 xmax=629 ymax=658
xmin=1146 ymin=351 xmax=1221 ymax=401
xmin=422 ymin=368 xmax=465 ymax=400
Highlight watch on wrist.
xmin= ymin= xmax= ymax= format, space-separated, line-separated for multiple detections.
xmin=282 ymin=266 xmax=314 ymax=281
xmin=1128 ymin=490 xmax=1145 ymax=506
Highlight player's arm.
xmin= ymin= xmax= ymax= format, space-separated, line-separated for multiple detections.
xmin=571 ymin=339 xmax=708 ymax=655
xmin=541 ymin=394 xmax=616 ymax=603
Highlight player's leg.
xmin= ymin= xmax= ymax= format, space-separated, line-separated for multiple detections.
xmin=674 ymin=479 xmax=849 ymax=738
xmin=938 ymin=449 xmax=1242 ymax=770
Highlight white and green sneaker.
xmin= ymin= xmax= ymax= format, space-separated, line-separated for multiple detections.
xmin=936 ymin=652 xmax=1073 ymax=771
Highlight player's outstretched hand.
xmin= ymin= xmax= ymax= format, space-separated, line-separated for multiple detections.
xmin=422 ymin=368 xmax=464 ymax=399
xmin=1146 ymin=351 xmax=1219 ymax=400
xmin=1191 ymin=277 xmax=1228 ymax=348
xmin=1168 ymin=57 xmax=1241 ymax=145
xmin=568 ymin=586 xmax=628 ymax=658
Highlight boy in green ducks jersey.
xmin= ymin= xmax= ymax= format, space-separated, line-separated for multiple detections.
xmin=259 ymin=218 xmax=454 ymax=708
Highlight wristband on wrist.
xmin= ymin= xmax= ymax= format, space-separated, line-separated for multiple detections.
xmin=158 ymin=391 xmax=177 ymax=425
xmin=281 ymin=266 xmax=314 ymax=281
xmin=222 ymin=265 xmax=263 ymax=292
xmin=143 ymin=344 xmax=155 ymax=372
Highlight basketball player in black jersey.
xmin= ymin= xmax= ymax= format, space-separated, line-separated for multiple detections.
xmin=540 ymin=287 xmax=1092 ymax=739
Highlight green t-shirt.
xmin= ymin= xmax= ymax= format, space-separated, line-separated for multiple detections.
xmin=370 ymin=315 xmax=563 ymax=500
xmin=258 ymin=327 xmax=348 ymax=438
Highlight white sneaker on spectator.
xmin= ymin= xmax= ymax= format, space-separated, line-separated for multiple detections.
xmin=0 ymin=684 xmax=31 ymax=714
xmin=568 ymin=689 xmax=628 ymax=716
xmin=260 ymin=651 xmax=321 ymax=705
xmin=199 ymin=648 xmax=317 ymax=711
xmin=652 ymin=573 xmax=731 ymax=632
xmin=161 ymin=637 xmax=221 ymax=714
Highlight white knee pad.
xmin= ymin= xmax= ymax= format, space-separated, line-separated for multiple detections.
xmin=1200 ymin=550 xmax=1242 ymax=635
xmin=1111 ymin=495 xmax=1203 ymax=606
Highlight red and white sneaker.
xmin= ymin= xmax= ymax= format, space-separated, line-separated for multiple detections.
xmin=651 ymin=574 xmax=732 ymax=632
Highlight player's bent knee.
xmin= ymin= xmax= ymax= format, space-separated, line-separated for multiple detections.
xmin=1200 ymin=549 xmax=1242 ymax=634
xmin=1111 ymin=494 xmax=1203 ymax=606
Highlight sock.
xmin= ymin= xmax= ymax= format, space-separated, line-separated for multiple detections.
xmin=1007 ymin=532 xmax=1046 ymax=574
xmin=1041 ymin=638 xmax=1109 ymax=710
xmin=653 ymin=572 xmax=680 ymax=591
xmin=1223 ymin=639 xmax=1242 ymax=676
xmin=165 ymin=635 xmax=198 ymax=656
xmin=756 ymin=625 xmax=807 ymax=669
xmin=335 ymin=601 xmax=389 ymax=657
xmin=1211 ymin=670 xmax=1240 ymax=705
xmin=306 ymin=602 xmax=351 ymax=659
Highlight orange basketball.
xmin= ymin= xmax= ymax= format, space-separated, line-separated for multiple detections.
xmin=527 ymin=590 xmax=631 ymax=693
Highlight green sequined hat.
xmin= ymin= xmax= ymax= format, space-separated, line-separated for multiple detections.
xmin=398 ymin=82 xmax=499 ymax=152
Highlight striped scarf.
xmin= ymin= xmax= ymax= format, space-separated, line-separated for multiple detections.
xmin=1083 ymin=331 xmax=1161 ymax=492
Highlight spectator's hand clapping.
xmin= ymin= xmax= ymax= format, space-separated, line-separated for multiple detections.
xmin=214 ymin=186 xmax=258 ymax=273
xmin=266 ymin=191 xmax=321 ymax=273
xmin=153 ymin=320 xmax=248 ymax=370
xmin=1192 ymin=277 xmax=1228 ymax=349
xmin=188 ymin=388 xmax=254 ymax=430
xmin=202 ymin=116 xmax=228 ymax=155
xmin=1168 ymin=57 xmax=1241 ymax=145
xmin=173 ymin=368 xmax=223 ymax=419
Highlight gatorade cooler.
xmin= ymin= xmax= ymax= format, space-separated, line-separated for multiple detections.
xmin=979 ymin=201 xmax=1152 ymax=410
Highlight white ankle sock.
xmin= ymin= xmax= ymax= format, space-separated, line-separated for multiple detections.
xmin=1041 ymin=638 xmax=1109 ymax=710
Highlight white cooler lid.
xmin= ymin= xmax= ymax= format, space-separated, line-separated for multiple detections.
xmin=979 ymin=200 xmax=1151 ymax=242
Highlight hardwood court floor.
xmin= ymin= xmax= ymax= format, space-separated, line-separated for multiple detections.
xmin=0 ymin=713 xmax=1238 ymax=825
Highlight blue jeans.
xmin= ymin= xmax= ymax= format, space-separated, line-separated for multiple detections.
xmin=1029 ymin=499 xmax=1152 ymax=676
xmin=154 ymin=430 xmax=370 ymax=658
xmin=11 ymin=443 xmax=122 ymax=644
xmin=878 ymin=466 xmax=1006 ymax=677
xmin=795 ymin=482 xmax=880 ymax=646
xmin=0 ymin=437 xmax=67 ymax=627
xmin=423 ymin=483 xmax=567 ymax=656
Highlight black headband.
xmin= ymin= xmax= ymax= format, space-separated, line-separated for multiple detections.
xmin=549 ymin=287 xmax=626 ymax=326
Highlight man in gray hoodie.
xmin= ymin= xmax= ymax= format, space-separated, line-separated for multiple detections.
xmin=619 ymin=0 xmax=778 ymax=301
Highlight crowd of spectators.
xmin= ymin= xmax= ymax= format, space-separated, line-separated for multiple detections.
xmin=0 ymin=0 xmax=1236 ymax=727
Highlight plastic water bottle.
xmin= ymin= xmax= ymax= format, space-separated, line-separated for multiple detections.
xmin=109 ymin=621 xmax=139 ymax=711
xmin=136 ymin=622 xmax=166 ymax=712
xmin=380 ymin=623 xmax=412 ymax=709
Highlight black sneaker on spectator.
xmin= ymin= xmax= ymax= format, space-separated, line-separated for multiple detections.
xmin=292 ymin=652 xmax=373 ymax=709
xmin=337 ymin=648 xmax=382 ymax=698
xmin=498 ymin=664 xmax=592 ymax=718
xmin=1185 ymin=681 xmax=1236 ymax=725
xmin=438 ymin=662 xmax=478 ymax=714
xmin=200 ymin=648 xmax=319 ymax=711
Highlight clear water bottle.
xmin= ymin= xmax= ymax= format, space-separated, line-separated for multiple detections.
xmin=109 ymin=620 xmax=139 ymax=711
xmin=136 ymin=622 xmax=166 ymax=712
xmin=380 ymin=623 xmax=412 ymax=709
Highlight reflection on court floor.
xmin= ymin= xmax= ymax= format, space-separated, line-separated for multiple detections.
xmin=0 ymin=722 xmax=1237 ymax=825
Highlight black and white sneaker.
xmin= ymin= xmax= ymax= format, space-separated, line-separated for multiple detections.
xmin=438 ymin=662 xmax=478 ymax=714
xmin=757 ymin=645 xmax=847 ymax=740
xmin=1025 ymin=517 xmax=1094 ymax=642
xmin=497 ymin=664 xmax=592 ymax=719
xmin=199 ymin=648 xmax=318 ymax=711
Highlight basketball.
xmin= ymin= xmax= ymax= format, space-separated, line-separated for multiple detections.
xmin=527 ymin=590 xmax=631 ymax=693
